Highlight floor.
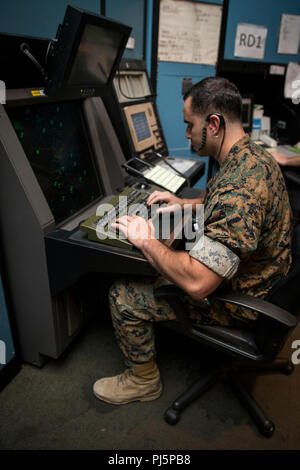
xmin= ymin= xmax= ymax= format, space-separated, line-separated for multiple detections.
xmin=1 ymin=300 xmax=300 ymax=451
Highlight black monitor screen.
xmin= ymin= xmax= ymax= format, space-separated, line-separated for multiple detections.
xmin=241 ymin=97 xmax=253 ymax=131
xmin=44 ymin=6 xmax=131 ymax=99
xmin=241 ymin=103 xmax=250 ymax=126
xmin=7 ymin=100 xmax=102 ymax=224
xmin=68 ymin=24 xmax=124 ymax=86
xmin=131 ymin=112 xmax=151 ymax=142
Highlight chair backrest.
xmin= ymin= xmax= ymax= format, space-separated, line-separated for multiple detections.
xmin=284 ymin=169 xmax=300 ymax=226
xmin=254 ymin=261 xmax=300 ymax=361
xmin=284 ymin=169 xmax=300 ymax=263
xmin=266 ymin=262 xmax=300 ymax=315
xmin=292 ymin=224 xmax=300 ymax=263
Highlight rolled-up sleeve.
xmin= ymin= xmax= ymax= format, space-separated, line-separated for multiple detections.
xmin=189 ymin=235 xmax=240 ymax=279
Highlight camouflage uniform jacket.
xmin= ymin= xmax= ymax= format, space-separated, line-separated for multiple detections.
xmin=188 ymin=134 xmax=292 ymax=322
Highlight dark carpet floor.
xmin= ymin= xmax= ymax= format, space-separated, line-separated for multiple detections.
xmin=1 ymin=304 xmax=300 ymax=451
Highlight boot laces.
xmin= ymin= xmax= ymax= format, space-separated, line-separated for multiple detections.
xmin=117 ymin=368 xmax=133 ymax=386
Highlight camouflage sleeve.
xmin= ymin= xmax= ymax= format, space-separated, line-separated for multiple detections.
xmin=204 ymin=186 xmax=263 ymax=261
xmin=189 ymin=235 xmax=240 ymax=279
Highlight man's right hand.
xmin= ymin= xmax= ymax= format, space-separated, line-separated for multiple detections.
xmin=147 ymin=191 xmax=184 ymax=214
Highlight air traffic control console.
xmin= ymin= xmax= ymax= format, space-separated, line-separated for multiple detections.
xmin=0 ymin=6 xmax=205 ymax=366
xmin=0 ymin=88 xmax=161 ymax=366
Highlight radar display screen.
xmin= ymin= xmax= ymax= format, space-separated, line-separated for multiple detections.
xmin=7 ymin=100 xmax=102 ymax=224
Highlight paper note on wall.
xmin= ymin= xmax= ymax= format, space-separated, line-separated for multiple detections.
xmin=158 ymin=0 xmax=222 ymax=65
xmin=284 ymin=62 xmax=300 ymax=104
xmin=234 ymin=23 xmax=267 ymax=60
xmin=278 ymin=14 xmax=300 ymax=55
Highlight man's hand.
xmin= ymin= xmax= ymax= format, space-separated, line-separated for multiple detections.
xmin=147 ymin=191 xmax=184 ymax=214
xmin=272 ymin=151 xmax=300 ymax=167
xmin=272 ymin=152 xmax=290 ymax=166
xmin=111 ymin=215 xmax=156 ymax=249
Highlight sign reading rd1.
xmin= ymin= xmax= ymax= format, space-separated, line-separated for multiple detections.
xmin=234 ymin=23 xmax=268 ymax=60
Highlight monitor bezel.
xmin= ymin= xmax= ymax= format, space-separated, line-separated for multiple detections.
xmin=45 ymin=5 xmax=132 ymax=99
xmin=241 ymin=95 xmax=254 ymax=134
xmin=123 ymin=101 xmax=159 ymax=154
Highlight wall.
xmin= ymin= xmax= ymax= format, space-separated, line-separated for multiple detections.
xmin=0 ymin=0 xmax=100 ymax=38
xmin=106 ymin=0 xmax=145 ymax=61
xmin=107 ymin=0 xmax=216 ymax=188
xmin=154 ymin=0 xmax=223 ymax=189
xmin=2 ymin=0 xmax=300 ymax=189
xmin=221 ymin=0 xmax=300 ymax=146
xmin=224 ymin=0 xmax=300 ymax=64
xmin=151 ymin=0 xmax=300 ymax=188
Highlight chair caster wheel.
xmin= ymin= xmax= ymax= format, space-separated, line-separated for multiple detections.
xmin=283 ymin=362 xmax=294 ymax=375
xmin=260 ymin=420 xmax=275 ymax=438
xmin=164 ymin=407 xmax=180 ymax=425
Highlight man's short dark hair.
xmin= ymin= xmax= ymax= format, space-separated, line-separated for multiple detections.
xmin=184 ymin=77 xmax=242 ymax=122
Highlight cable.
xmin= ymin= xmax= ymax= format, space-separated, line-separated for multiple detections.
xmin=44 ymin=38 xmax=57 ymax=70
xmin=197 ymin=125 xmax=207 ymax=151
xmin=116 ymin=70 xmax=156 ymax=101
xmin=20 ymin=42 xmax=48 ymax=79
xmin=199 ymin=113 xmax=225 ymax=157
xmin=155 ymin=152 xmax=191 ymax=187
xmin=215 ymin=122 xmax=226 ymax=163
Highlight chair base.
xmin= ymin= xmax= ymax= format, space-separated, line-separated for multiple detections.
xmin=164 ymin=358 xmax=294 ymax=438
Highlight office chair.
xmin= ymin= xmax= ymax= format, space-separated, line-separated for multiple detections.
xmin=284 ymin=169 xmax=300 ymax=256
xmin=154 ymin=254 xmax=300 ymax=438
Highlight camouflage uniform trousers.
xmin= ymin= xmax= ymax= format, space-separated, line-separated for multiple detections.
xmin=109 ymin=275 xmax=245 ymax=364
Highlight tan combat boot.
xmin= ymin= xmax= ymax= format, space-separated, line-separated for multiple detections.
xmin=93 ymin=360 xmax=162 ymax=405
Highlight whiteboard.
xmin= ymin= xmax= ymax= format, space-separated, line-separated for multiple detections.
xmin=158 ymin=0 xmax=222 ymax=65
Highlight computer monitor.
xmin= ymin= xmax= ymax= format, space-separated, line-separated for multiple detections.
xmin=45 ymin=5 xmax=131 ymax=99
xmin=241 ymin=96 xmax=254 ymax=133
xmin=6 ymin=99 xmax=102 ymax=224
xmin=123 ymin=102 xmax=165 ymax=157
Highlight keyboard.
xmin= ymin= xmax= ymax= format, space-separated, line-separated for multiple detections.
xmin=80 ymin=184 xmax=186 ymax=250
xmin=144 ymin=165 xmax=185 ymax=193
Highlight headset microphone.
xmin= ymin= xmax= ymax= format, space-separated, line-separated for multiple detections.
xmin=197 ymin=125 xmax=207 ymax=150
xmin=197 ymin=113 xmax=225 ymax=151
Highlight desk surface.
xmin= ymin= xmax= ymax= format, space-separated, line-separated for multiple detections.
xmin=276 ymin=145 xmax=300 ymax=158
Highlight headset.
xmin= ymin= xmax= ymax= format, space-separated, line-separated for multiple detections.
xmin=198 ymin=112 xmax=225 ymax=150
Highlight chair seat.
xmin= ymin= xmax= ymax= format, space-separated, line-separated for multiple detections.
xmin=187 ymin=324 xmax=263 ymax=361
xmin=163 ymin=317 xmax=263 ymax=361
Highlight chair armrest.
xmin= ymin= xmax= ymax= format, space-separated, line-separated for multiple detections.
xmin=154 ymin=285 xmax=185 ymax=298
xmin=284 ymin=170 xmax=300 ymax=186
xmin=215 ymin=291 xmax=297 ymax=328
xmin=154 ymin=285 xmax=297 ymax=328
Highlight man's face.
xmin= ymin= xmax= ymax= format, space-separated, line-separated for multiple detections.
xmin=183 ymin=96 xmax=207 ymax=155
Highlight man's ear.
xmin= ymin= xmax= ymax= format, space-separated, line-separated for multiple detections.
xmin=206 ymin=113 xmax=225 ymax=129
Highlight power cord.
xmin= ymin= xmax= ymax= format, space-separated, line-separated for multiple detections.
xmin=155 ymin=152 xmax=191 ymax=187
xmin=20 ymin=43 xmax=48 ymax=79
xmin=20 ymin=39 xmax=57 ymax=82
xmin=116 ymin=70 xmax=156 ymax=101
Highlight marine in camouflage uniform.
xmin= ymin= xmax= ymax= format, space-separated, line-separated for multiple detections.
xmin=109 ymin=134 xmax=292 ymax=364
